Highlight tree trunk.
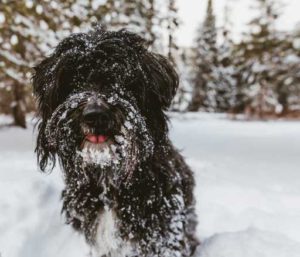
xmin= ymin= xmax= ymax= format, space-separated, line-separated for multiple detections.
xmin=11 ymin=82 xmax=26 ymax=128
xmin=188 ymin=89 xmax=204 ymax=112
xmin=277 ymin=83 xmax=289 ymax=116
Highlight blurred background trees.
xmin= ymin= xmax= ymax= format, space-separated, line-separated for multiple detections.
xmin=0 ymin=0 xmax=300 ymax=127
xmin=186 ymin=0 xmax=300 ymax=118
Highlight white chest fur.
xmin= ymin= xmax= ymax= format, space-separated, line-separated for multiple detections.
xmin=92 ymin=209 xmax=133 ymax=257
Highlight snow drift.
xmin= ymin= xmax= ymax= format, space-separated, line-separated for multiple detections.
xmin=1 ymin=113 xmax=300 ymax=257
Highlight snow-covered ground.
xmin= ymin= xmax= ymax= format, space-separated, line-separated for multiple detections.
xmin=1 ymin=113 xmax=300 ymax=257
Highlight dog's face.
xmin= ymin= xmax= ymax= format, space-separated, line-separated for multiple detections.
xmin=33 ymin=29 xmax=178 ymax=183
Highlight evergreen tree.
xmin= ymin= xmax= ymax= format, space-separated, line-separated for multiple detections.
xmin=272 ymin=33 xmax=300 ymax=115
xmin=215 ymin=0 xmax=236 ymax=112
xmin=171 ymin=48 xmax=194 ymax=111
xmin=234 ymin=0 xmax=291 ymax=117
xmin=188 ymin=0 xmax=219 ymax=112
xmin=165 ymin=0 xmax=179 ymax=64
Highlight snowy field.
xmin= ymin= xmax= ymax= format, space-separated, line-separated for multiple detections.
xmin=1 ymin=113 xmax=300 ymax=257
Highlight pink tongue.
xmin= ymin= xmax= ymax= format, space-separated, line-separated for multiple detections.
xmin=97 ymin=135 xmax=107 ymax=143
xmin=86 ymin=134 xmax=107 ymax=144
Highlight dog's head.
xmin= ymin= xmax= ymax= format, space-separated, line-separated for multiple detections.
xmin=32 ymin=28 xmax=178 ymax=181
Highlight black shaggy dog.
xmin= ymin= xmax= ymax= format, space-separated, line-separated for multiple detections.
xmin=33 ymin=28 xmax=199 ymax=257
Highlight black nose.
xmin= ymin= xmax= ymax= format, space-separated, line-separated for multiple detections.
xmin=82 ymin=104 xmax=109 ymax=125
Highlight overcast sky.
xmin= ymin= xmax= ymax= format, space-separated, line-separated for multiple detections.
xmin=176 ymin=0 xmax=300 ymax=47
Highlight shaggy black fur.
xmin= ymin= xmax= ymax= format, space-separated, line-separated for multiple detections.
xmin=33 ymin=28 xmax=199 ymax=257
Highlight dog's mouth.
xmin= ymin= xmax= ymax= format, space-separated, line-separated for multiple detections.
xmin=81 ymin=124 xmax=114 ymax=147
xmin=79 ymin=129 xmax=121 ymax=166
xmin=85 ymin=134 xmax=109 ymax=144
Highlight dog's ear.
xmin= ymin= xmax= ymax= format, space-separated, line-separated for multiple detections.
xmin=34 ymin=121 xmax=57 ymax=172
xmin=33 ymin=50 xmax=72 ymax=172
xmin=141 ymin=53 xmax=179 ymax=110
xmin=32 ymin=57 xmax=56 ymax=172
xmin=32 ymin=35 xmax=87 ymax=172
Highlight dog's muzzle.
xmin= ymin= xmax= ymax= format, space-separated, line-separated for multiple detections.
xmin=81 ymin=99 xmax=124 ymax=146
xmin=82 ymin=102 xmax=109 ymax=143
xmin=78 ymin=97 xmax=130 ymax=167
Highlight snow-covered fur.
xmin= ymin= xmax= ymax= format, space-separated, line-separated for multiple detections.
xmin=32 ymin=28 xmax=199 ymax=257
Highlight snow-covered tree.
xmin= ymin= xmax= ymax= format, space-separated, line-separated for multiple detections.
xmin=233 ymin=0 xmax=290 ymax=117
xmin=214 ymin=0 xmax=237 ymax=112
xmin=171 ymin=48 xmax=194 ymax=111
xmin=0 ymin=1 xmax=46 ymax=127
xmin=188 ymin=0 xmax=218 ymax=112
xmin=165 ymin=0 xmax=179 ymax=64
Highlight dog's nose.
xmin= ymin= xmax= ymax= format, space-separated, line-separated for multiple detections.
xmin=82 ymin=104 xmax=109 ymax=125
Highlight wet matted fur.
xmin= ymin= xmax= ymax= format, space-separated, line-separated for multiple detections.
xmin=33 ymin=28 xmax=199 ymax=257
